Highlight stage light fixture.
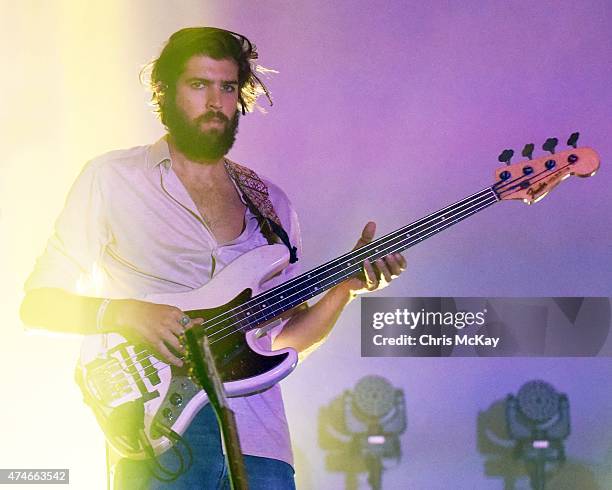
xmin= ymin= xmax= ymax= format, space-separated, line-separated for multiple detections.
xmin=505 ymin=380 xmax=570 ymax=490
xmin=318 ymin=375 xmax=406 ymax=490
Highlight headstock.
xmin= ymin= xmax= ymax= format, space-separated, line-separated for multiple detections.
xmin=493 ymin=133 xmax=600 ymax=204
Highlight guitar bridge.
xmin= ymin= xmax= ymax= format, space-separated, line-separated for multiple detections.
xmin=87 ymin=356 xmax=141 ymax=405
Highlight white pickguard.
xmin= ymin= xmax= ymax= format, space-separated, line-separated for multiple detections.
xmin=76 ymin=244 xmax=299 ymax=458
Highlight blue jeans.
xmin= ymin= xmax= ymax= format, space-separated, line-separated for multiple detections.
xmin=113 ymin=404 xmax=295 ymax=489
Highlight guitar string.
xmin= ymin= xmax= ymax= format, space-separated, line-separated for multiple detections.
xmin=89 ymin=160 xmax=578 ymax=398
xmin=97 ymin=193 xmax=498 ymax=388
xmin=90 ymin=156 xmax=576 ymax=380
xmin=87 ymin=187 xmax=496 ymax=379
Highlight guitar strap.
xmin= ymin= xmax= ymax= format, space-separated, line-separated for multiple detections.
xmin=224 ymin=159 xmax=299 ymax=264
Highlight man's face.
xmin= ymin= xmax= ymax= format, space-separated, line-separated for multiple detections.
xmin=165 ymin=55 xmax=241 ymax=161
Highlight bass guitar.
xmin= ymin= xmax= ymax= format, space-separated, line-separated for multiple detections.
xmin=75 ymin=134 xmax=600 ymax=459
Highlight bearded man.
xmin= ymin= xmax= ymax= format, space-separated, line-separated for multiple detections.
xmin=20 ymin=27 xmax=406 ymax=489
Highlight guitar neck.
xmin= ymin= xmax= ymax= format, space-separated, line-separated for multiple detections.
xmin=232 ymin=187 xmax=499 ymax=332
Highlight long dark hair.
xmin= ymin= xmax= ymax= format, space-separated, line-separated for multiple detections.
xmin=141 ymin=27 xmax=272 ymax=124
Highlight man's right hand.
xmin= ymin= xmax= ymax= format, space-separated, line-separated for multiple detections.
xmin=106 ymin=299 xmax=203 ymax=367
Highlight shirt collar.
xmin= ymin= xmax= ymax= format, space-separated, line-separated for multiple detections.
xmin=147 ymin=135 xmax=172 ymax=170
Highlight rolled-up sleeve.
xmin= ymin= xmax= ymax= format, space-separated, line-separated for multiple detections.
xmin=24 ymin=160 xmax=109 ymax=294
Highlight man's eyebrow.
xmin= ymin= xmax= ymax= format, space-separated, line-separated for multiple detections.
xmin=185 ymin=77 xmax=239 ymax=84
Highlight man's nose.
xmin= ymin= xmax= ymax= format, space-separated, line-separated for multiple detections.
xmin=206 ymin=87 xmax=222 ymax=109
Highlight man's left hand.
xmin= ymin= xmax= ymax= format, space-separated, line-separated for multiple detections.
xmin=340 ymin=221 xmax=407 ymax=297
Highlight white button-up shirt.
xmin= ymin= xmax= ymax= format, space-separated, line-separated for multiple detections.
xmin=25 ymin=136 xmax=301 ymax=466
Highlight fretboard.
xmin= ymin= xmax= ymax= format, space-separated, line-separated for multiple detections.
xmin=205 ymin=187 xmax=498 ymax=341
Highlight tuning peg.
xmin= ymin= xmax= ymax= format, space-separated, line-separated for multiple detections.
xmin=498 ymin=149 xmax=514 ymax=165
xmin=542 ymin=137 xmax=558 ymax=154
xmin=521 ymin=143 xmax=535 ymax=160
xmin=567 ymin=132 xmax=580 ymax=148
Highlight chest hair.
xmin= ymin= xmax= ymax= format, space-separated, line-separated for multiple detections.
xmin=183 ymin=177 xmax=247 ymax=244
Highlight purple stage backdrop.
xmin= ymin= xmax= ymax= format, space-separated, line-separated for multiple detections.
xmin=228 ymin=4 xmax=612 ymax=486
xmin=2 ymin=1 xmax=611 ymax=489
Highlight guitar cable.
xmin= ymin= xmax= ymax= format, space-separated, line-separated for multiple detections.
xmin=105 ymin=398 xmax=193 ymax=483
xmin=140 ymin=423 xmax=194 ymax=482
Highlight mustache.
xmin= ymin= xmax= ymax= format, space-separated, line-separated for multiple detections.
xmin=196 ymin=111 xmax=230 ymax=124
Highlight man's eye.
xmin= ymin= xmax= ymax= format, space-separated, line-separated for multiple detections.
xmin=222 ymin=84 xmax=236 ymax=93
xmin=191 ymin=81 xmax=206 ymax=89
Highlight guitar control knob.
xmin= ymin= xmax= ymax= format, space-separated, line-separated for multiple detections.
xmin=170 ymin=393 xmax=183 ymax=407
xmin=523 ymin=166 xmax=534 ymax=175
xmin=163 ymin=408 xmax=174 ymax=421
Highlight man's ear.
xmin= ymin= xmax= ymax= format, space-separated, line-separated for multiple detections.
xmin=154 ymin=82 xmax=168 ymax=107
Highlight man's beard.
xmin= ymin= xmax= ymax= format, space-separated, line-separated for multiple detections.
xmin=164 ymin=101 xmax=240 ymax=161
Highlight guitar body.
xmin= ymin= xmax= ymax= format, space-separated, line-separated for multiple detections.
xmin=75 ymin=244 xmax=299 ymax=459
